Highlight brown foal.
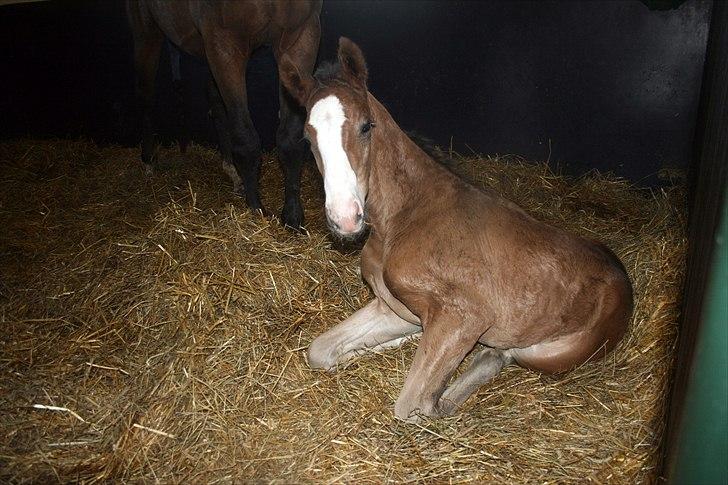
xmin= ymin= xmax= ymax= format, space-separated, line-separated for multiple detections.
xmin=281 ymin=38 xmax=633 ymax=422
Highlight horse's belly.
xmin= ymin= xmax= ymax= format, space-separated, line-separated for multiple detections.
xmin=148 ymin=1 xmax=205 ymax=58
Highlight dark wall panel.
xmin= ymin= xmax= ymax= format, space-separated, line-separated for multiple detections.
xmin=0 ymin=0 xmax=711 ymax=186
xmin=318 ymin=0 xmax=710 ymax=185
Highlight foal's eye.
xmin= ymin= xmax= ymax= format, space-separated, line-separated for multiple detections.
xmin=360 ymin=122 xmax=375 ymax=135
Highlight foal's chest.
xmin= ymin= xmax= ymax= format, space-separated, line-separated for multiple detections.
xmin=361 ymin=235 xmax=423 ymax=325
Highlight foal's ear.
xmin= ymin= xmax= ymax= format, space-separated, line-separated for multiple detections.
xmin=338 ymin=37 xmax=368 ymax=88
xmin=279 ymin=55 xmax=316 ymax=106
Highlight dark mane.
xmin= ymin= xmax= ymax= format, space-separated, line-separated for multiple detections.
xmin=404 ymin=130 xmax=462 ymax=176
xmin=314 ymin=61 xmax=344 ymax=83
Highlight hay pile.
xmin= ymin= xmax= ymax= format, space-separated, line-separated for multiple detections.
xmin=0 ymin=139 xmax=686 ymax=483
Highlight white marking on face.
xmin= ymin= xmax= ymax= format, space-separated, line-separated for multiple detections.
xmin=309 ymin=95 xmax=364 ymax=233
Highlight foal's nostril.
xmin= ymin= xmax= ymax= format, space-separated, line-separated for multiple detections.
xmin=327 ymin=202 xmax=364 ymax=234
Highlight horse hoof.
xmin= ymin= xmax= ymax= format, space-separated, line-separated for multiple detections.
xmin=281 ymin=203 xmax=305 ymax=231
xmin=246 ymin=199 xmax=270 ymax=219
xmin=436 ymin=399 xmax=459 ymax=417
xmin=248 ymin=207 xmax=270 ymax=219
xmin=393 ymin=409 xmax=424 ymax=424
xmin=394 ymin=398 xmax=438 ymax=423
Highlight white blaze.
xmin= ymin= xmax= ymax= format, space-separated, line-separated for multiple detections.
xmin=308 ymin=95 xmax=363 ymax=231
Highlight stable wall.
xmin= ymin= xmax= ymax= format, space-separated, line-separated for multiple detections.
xmin=0 ymin=0 xmax=711 ymax=185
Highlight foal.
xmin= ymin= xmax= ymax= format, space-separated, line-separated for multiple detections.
xmin=281 ymin=38 xmax=633 ymax=421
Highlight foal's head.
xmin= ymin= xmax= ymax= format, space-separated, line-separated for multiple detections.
xmin=281 ymin=37 xmax=373 ymax=239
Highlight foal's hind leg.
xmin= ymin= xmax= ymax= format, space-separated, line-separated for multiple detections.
xmin=274 ymin=18 xmax=320 ymax=229
xmin=128 ymin=1 xmax=164 ymax=174
xmin=204 ymin=33 xmax=266 ymax=214
xmin=207 ymin=74 xmax=243 ymax=194
xmin=438 ymin=347 xmax=513 ymax=416
xmin=308 ymin=298 xmax=421 ymax=371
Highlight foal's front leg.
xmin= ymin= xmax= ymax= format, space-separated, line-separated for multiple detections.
xmin=308 ymin=298 xmax=421 ymax=371
xmin=394 ymin=312 xmax=480 ymax=422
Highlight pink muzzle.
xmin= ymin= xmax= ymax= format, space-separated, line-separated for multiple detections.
xmin=326 ymin=198 xmax=364 ymax=235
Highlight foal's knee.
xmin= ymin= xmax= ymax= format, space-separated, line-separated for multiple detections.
xmin=306 ymin=336 xmax=338 ymax=371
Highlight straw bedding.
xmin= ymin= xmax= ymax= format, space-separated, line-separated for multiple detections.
xmin=0 ymin=139 xmax=686 ymax=483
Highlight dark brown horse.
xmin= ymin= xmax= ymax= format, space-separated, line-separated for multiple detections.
xmin=127 ymin=0 xmax=321 ymax=229
xmin=280 ymin=38 xmax=634 ymax=422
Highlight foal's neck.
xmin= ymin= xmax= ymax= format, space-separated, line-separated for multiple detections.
xmin=366 ymin=93 xmax=454 ymax=233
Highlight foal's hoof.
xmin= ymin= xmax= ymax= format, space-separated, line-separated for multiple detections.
xmin=281 ymin=201 xmax=305 ymax=231
xmin=436 ymin=398 xmax=460 ymax=417
xmin=394 ymin=399 xmax=439 ymax=424
xmin=393 ymin=409 xmax=424 ymax=424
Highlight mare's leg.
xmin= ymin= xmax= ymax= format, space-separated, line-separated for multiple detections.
xmin=308 ymin=298 xmax=421 ymax=371
xmin=204 ymin=33 xmax=266 ymax=214
xmin=128 ymin=1 xmax=164 ymax=174
xmin=173 ymin=78 xmax=189 ymax=153
xmin=438 ymin=347 xmax=513 ymax=415
xmin=168 ymin=41 xmax=189 ymax=153
xmin=394 ymin=313 xmax=480 ymax=422
xmin=275 ymin=85 xmax=308 ymax=229
xmin=207 ymin=74 xmax=243 ymax=194
xmin=274 ymin=18 xmax=321 ymax=229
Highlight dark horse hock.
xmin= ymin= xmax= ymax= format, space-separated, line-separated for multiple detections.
xmin=127 ymin=0 xmax=321 ymax=229
xmin=280 ymin=38 xmax=634 ymax=422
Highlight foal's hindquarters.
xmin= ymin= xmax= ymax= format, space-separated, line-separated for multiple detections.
xmin=308 ymin=191 xmax=633 ymax=422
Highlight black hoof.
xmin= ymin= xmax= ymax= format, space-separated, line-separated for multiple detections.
xmin=246 ymin=197 xmax=270 ymax=218
xmin=281 ymin=200 xmax=305 ymax=231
